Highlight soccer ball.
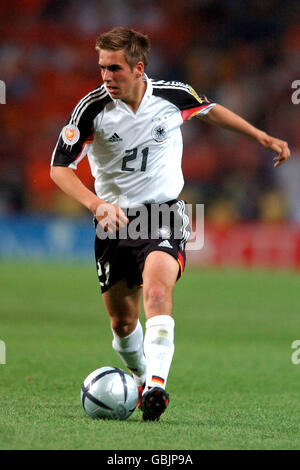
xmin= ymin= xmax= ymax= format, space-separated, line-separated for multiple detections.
xmin=81 ymin=366 xmax=138 ymax=420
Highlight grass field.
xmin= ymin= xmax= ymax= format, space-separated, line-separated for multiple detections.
xmin=0 ymin=261 xmax=300 ymax=450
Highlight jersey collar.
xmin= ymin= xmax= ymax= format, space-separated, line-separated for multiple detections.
xmin=143 ymin=73 xmax=153 ymax=99
xmin=105 ymin=73 xmax=153 ymax=107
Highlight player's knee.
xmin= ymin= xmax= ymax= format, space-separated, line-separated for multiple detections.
xmin=110 ymin=316 xmax=137 ymax=337
xmin=144 ymin=283 xmax=170 ymax=312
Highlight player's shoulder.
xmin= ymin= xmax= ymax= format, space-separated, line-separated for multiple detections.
xmin=75 ymin=83 xmax=109 ymax=103
xmin=151 ymin=79 xmax=192 ymax=94
xmin=150 ymin=78 xmax=205 ymax=110
xmin=69 ymin=83 xmax=112 ymax=126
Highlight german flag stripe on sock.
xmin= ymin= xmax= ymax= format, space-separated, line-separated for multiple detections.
xmin=152 ymin=375 xmax=165 ymax=386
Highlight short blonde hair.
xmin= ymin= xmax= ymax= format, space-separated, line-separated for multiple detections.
xmin=95 ymin=26 xmax=150 ymax=70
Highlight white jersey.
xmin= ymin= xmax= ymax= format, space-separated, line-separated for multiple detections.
xmin=51 ymin=74 xmax=215 ymax=208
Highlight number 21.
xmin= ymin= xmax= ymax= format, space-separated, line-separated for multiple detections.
xmin=121 ymin=147 xmax=149 ymax=172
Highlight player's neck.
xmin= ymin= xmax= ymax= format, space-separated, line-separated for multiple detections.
xmin=123 ymin=79 xmax=147 ymax=114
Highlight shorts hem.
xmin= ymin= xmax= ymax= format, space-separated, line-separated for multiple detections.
xmin=143 ymin=247 xmax=185 ymax=281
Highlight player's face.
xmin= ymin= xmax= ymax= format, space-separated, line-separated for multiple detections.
xmin=98 ymin=49 xmax=143 ymax=102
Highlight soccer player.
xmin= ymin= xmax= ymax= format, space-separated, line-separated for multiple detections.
xmin=50 ymin=27 xmax=290 ymax=421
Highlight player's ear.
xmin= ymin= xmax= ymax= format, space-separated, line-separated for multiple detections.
xmin=135 ymin=61 xmax=144 ymax=78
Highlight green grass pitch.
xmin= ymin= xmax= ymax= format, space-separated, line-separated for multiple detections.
xmin=0 ymin=261 xmax=299 ymax=450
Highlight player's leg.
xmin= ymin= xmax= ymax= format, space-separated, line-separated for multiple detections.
xmin=102 ymin=279 xmax=146 ymax=388
xmin=140 ymin=250 xmax=179 ymax=420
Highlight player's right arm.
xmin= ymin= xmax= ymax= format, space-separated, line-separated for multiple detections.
xmin=50 ymin=87 xmax=128 ymax=232
xmin=50 ymin=165 xmax=101 ymax=216
xmin=50 ymin=166 xmax=128 ymax=233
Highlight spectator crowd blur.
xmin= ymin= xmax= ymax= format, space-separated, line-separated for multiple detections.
xmin=0 ymin=0 xmax=299 ymax=225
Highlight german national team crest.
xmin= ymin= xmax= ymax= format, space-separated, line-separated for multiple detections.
xmin=62 ymin=124 xmax=80 ymax=146
xmin=151 ymin=123 xmax=169 ymax=142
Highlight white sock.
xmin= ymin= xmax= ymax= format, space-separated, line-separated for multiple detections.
xmin=143 ymin=315 xmax=175 ymax=392
xmin=112 ymin=320 xmax=146 ymax=386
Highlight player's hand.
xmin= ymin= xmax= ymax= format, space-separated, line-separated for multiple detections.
xmin=258 ymin=132 xmax=291 ymax=168
xmin=95 ymin=202 xmax=129 ymax=233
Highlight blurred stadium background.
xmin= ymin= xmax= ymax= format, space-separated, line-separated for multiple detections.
xmin=0 ymin=0 xmax=299 ymax=268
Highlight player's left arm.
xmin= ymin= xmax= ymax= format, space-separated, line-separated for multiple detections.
xmin=198 ymin=104 xmax=291 ymax=167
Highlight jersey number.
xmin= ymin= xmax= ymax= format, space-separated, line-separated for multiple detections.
xmin=97 ymin=261 xmax=110 ymax=287
xmin=121 ymin=147 xmax=149 ymax=172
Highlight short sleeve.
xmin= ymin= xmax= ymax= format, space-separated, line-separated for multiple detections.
xmin=152 ymin=80 xmax=216 ymax=122
xmin=51 ymin=85 xmax=111 ymax=169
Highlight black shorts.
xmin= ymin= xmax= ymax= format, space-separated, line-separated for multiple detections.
xmin=94 ymin=199 xmax=191 ymax=293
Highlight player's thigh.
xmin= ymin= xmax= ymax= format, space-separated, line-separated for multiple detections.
xmin=102 ymin=278 xmax=143 ymax=335
xmin=143 ymin=250 xmax=179 ymax=286
xmin=142 ymin=251 xmax=179 ymax=313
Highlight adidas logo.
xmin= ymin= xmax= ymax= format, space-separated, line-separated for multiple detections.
xmin=108 ymin=133 xmax=123 ymax=142
xmin=158 ymin=240 xmax=173 ymax=249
